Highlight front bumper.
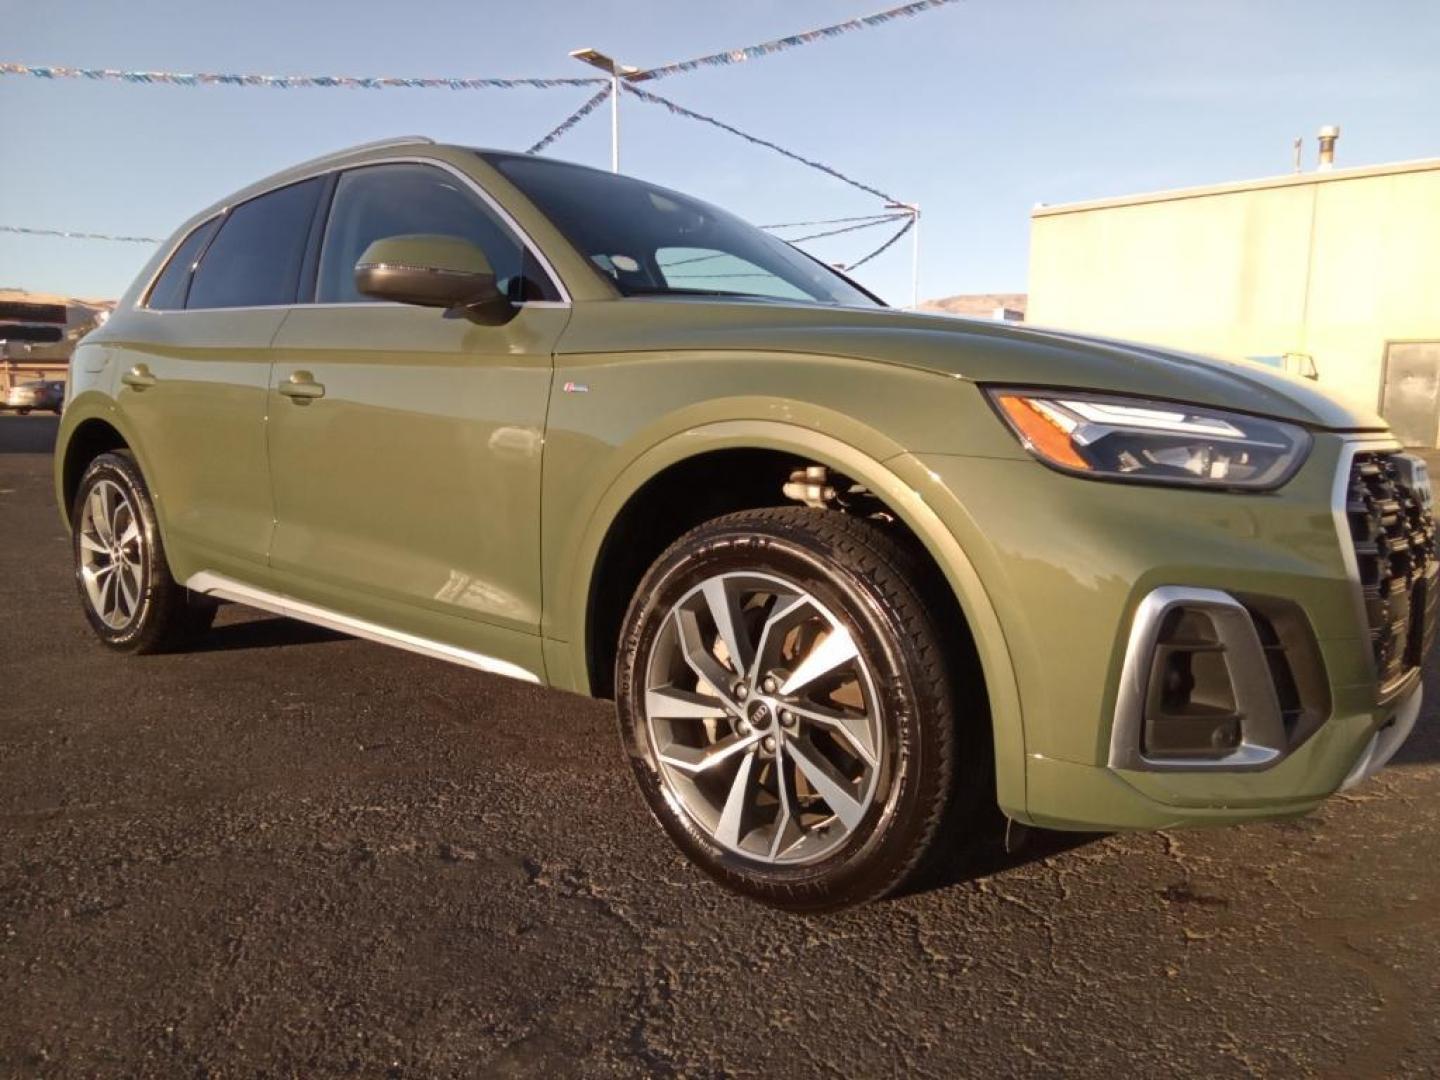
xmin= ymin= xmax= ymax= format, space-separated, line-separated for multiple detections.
xmin=1340 ymin=682 xmax=1422 ymax=790
xmin=905 ymin=431 xmax=1431 ymax=831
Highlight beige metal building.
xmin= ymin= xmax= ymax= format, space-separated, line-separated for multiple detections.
xmin=1027 ymin=149 xmax=1440 ymax=446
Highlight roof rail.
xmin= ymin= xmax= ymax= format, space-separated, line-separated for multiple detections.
xmin=281 ymin=135 xmax=437 ymax=177
xmin=346 ymin=135 xmax=437 ymax=152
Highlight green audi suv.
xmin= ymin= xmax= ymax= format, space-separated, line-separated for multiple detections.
xmin=55 ymin=137 xmax=1435 ymax=910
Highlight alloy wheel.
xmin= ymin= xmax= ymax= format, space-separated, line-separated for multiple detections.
xmin=643 ymin=571 xmax=884 ymax=865
xmin=78 ymin=479 xmax=144 ymax=629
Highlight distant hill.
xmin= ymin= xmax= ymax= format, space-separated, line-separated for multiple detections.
xmin=918 ymin=293 xmax=1027 ymax=320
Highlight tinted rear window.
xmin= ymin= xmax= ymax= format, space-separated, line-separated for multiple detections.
xmin=187 ymin=178 xmax=323 ymax=309
xmin=146 ymin=217 xmax=220 ymax=310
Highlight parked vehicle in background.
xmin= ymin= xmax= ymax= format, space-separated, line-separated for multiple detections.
xmin=4 ymin=379 xmax=65 ymax=414
xmin=52 ymin=138 xmax=1436 ymax=911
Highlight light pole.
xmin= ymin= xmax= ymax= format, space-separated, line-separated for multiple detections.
xmin=569 ymin=48 xmax=643 ymax=173
xmin=886 ymin=201 xmax=921 ymax=308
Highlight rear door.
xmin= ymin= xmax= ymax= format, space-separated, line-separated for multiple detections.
xmin=115 ymin=178 xmax=324 ymax=582
xmin=265 ymin=161 xmax=568 ymax=675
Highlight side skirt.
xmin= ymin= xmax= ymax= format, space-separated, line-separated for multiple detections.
xmin=185 ymin=570 xmax=542 ymax=684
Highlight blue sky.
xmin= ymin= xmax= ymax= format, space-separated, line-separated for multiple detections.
xmin=3 ymin=0 xmax=1438 ymax=304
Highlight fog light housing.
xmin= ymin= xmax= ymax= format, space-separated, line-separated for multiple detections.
xmin=1144 ymin=607 xmax=1246 ymax=758
xmin=1110 ymin=588 xmax=1290 ymax=771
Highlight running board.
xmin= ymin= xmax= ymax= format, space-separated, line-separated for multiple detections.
xmin=185 ymin=571 xmax=542 ymax=684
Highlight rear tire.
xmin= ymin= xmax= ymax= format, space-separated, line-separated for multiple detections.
xmin=616 ymin=507 xmax=984 ymax=912
xmin=71 ymin=451 xmax=216 ymax=654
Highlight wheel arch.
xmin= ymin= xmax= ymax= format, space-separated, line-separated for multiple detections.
xmin=54 ymin=398 xmax=157 ymax=528
xmin=560 ymin=420 xmax=1027 ymax=815
xmin=58 ymin=417 xmax=128 ymax=524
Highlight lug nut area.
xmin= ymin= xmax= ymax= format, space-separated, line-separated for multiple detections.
xmin=728 ymin=672 xmax=803 ymax=751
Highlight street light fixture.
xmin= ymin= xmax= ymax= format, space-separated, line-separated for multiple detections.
xmin=569 ymin=48 xmax=645 ymax=173
xmin=569 ymin=48 xmax=922 ymax=305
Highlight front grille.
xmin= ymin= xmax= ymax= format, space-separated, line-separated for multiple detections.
xmin=1345 ymin=452 xmax=1440 ymax=695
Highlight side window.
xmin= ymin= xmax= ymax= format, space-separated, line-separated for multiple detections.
xmin=316 ymin=164 xmax=559 ymax=304
xmin=655 ymin=247 xmax=810 ymax=301
xmin=145 ymin=217 xmax=220 ymax=310
xmin=187 ymin=178 xmax=324 ymax=309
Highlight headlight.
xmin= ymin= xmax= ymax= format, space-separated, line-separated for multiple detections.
xmin=985 ymin=388 xmax=1311 ymax=490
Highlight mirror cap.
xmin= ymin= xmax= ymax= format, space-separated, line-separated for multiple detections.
xmin=354 ymin=233 xmax=498 ymax=308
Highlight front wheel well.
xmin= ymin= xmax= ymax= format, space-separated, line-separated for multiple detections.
xmin=584 ymin=448 xmax=985 ymax=714
xmin=62 ymin=418 xmax=129 ymax=521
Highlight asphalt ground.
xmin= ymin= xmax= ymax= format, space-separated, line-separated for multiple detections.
xmin=2 ymin=411 xmax=1438 ymax=1078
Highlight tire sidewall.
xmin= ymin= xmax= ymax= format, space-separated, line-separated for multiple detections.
xmin=617 ymin=519 xmax=942 ymax=908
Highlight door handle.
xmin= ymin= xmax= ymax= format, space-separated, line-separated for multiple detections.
xmin=278 ymin=371 xmax=325 ymax=404
xmin=120 ymin=364 xmax=157 ymax=390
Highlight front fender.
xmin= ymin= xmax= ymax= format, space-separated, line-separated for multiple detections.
xmin=548 ymin=417 xmax=1028 ymax=820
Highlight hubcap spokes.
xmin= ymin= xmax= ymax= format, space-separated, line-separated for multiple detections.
xmin=79 ymin=479 xmax=143 ymax=629
xmin=644 ymin=572 xmax=882 ymax=865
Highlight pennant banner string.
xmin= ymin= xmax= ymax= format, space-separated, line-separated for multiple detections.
xmin=1 ymin=206 xmax=911 ymax=255
xmin=527 ymin=85 xmax=613 ymax=154
xmin=784 ymin=214 xmax=911 ymax=244
xmin=842 ymin=215 xmax=915 ymax=271
xmin=664 ymin=272 xmax=794 ymax=281
xmin=760 ymin=212 xmax=903 ymax=230
xmin=661 ymin=214 xmax=910 ymax=273
xmin=634 ymin=0 xmax=962 ymax=81
xmin=1 ymin=224 xmax=160 ymax=243
xmin=0 ymin=62 xmax=604 ymax=90
xmin=3 ymin=3 xmax=960 ymax=91
xmin=622 ymin=83 xmax=901 ymax=203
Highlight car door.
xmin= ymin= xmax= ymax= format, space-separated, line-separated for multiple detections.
xmin=265 ymin=161 xmax=569 ymax=675
xmin=114 ymin=178 xmax=324 ymax=582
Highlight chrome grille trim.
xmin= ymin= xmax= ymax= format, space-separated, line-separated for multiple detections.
xmin=1333 ymin=439 xmax=1439 ymax=697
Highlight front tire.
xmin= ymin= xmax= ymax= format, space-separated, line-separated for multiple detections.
xmin=72 ymin=451 xmax=216 ymax=653
xmin=616 ymin=507 xmax=978 ymax=912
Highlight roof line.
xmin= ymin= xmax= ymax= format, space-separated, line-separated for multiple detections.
xmin=1032 ymin=156 xmax=1440 ymax=218
xmin=280 ymin=135 xmax=435 ymax=176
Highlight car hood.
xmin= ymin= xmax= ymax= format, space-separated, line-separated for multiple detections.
xmin=561 ymin=299 xmax=1384 ymax=430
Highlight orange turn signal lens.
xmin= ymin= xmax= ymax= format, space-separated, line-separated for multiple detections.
xmin=995 ymin=394 xmax=1092 ymax=471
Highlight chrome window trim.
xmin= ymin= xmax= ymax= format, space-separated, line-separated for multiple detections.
xmin=137 ymin=152 xmax=570 ymax=314
xmin=1108 ymin=586 xmax=1288 ymax=773
xmin=138 ymin=300 xmax=572 ymax=315
xmin=137 ymin=213 xmax=224 ymax=310
xmin=185 ymin=571 xmax=541 ymax=684
xmin=1331 ymin=434 xmax=1402 ymax=689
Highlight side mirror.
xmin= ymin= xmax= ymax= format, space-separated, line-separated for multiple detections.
xmin=354 ymin=234 xmax=510 ymax=321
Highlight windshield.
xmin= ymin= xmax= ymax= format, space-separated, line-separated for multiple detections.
xmin=482 ymin=153 xmax=882 ymax=308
